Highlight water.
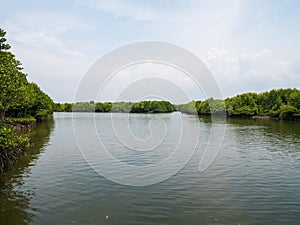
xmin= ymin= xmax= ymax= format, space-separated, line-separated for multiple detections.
xmin=1 ymin=112 xmax=300 ymax=225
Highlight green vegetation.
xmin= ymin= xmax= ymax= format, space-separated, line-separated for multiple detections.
xmin=0 ymin=126 xmax=30 ymax=172
xmin=54 ymin=103 xmax=73 ymax=112
xmin=1 ymin=27 xmax=298 ymax=174
xmin=0 ymin=28 xmax=54 ymax=121
xmin=96 ymin=102 xmax=113 ymax=112
xmin=131 ymin=101 xmax=176 ymax=113
xmin=5 ymin=116 xmax=36 ymax=124
xmin=225 ymin=88 xmax=300 ymax=119
xmin=0 ymin=28 xmax=54 ymax=172
xmin=176 ymin=101 xmax=198 ymax=114
xmin=54 ymin=101 xmax=175 ymax=113
xmin=176 ymin=88 xmax=300 ymax=120
xmin=111 ymin=102 xmax=134 ymax=113
xmin=54 ymin=89 xmax=300 ymax=120
xmin=176 ymin=98 xmax=226 ymax=115
xmin=54 ymin=101 xmax=129 ymax=112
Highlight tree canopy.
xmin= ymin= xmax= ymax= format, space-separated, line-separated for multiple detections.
xmin=0 ymin=28 xmax=54 ymax=121
xmin=0 ymin=28 xmax=54 ymax=172
xmin=225 ymin=89 xmax=300 ymax=119
xmin=176 ymin=89 xmax=300 ymax=119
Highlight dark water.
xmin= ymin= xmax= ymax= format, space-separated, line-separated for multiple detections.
xmin=1 ymin=113 xmax=300 ymax=225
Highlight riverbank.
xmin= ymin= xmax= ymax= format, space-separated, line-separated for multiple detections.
xmin=0 ymin=117 xmax=38 ymax=172
xmin=0 ymin=124 xmax=30 ymax=173
xmin=0 ymin=115 xmax=56 ymax=173
xmin=52 ymin=110 xmax=300 ymax=121
xmin=4 ymin=120 xmax=36 ymax=131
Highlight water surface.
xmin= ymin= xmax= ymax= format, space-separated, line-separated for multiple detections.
xmin=0 ymin=113 xmax=300 ymax=225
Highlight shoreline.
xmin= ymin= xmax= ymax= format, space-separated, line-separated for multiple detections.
xmin=53 ymin=111 xmax=300 ymax=121
xmin=0 ymin=121 xmax=35 ymax=173
xmin=4 ymin=121 xmax=36 ymax=131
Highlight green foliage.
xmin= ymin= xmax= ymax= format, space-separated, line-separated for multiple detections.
xmin=54 ymin=88 xmax=300 ymax=120
xmin=0 ymin=125 xmax=30 ymax=149
xmin=54 ymin=103 xmax=73 ymax=112
xmin=176 ymin=101 xmax=198 ymax=114
xmin=288 ymin=89 xmax=300 ymax=109
xmin=26 ymin=83 xmax=54 ymax=120
xmin=176 ymin=99 xmax=226 ymax=115
xmin=195 ymin=101 xmax=210 ymax=115
xmin=0 ymin=28 xmax=54 ymax=172
xmin=54 ymin=101 xmax=176 ymax=113
xmin=95 ymin=102 xmax=112 ymax=112
xmin=0 ymin=124 xmax=30 ymax=172
xmin=130 ymin=101 xmax=176 ymax=113
xmin=111 ymin=102 xmax=134 ymax=112
xmin=0 ymin=29 xmax=28 ymax=120
xmin=196 ymin=98 xmax=225 ymax=115
xmin=226 ymin=93 xmax=258 ymax=116
xmin=224 ymin=88 xmax=300 ymax=119
xmin=72 ymin=102 xmax=95 ymax=112
xmin=176 ymin=88 xmax=300 ymax=120
xmin=279 ymin=105 xmax=299 ymax=119
xmin=0 ymin=28 xmax=54 ymax=121
xmin=5 ymin=116 xmax=36 ymax=124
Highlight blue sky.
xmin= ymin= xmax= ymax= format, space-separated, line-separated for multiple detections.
xmin=1 ymin=0 xmax=300 ymax=103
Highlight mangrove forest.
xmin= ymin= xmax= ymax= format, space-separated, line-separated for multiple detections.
xmin=0 ymin=28 xmax=54 ymax=172
xmin=1 ymin=26 xmax=300 ymax=173
xmin=54 ymin=88 xmax=300 ymax=120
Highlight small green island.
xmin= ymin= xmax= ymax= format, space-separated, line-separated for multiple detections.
xmin=1 ymin=27 xmax=300 ymax=172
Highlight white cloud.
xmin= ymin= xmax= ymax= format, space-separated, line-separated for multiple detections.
xmin=99 ymin=62 xmax=205 ymax=103
xmin=10 ymin=44 xmax=91 ymax=102
xmin=1 ymin=0 xmax=299 ymax=102
xmin=4 ymin=21 xmax=84 ymax=57
xmin=204 ymin=47 xmax=300 ymax=97
xmin=77 ymin=0 xmax=174 ymax=21
xmin=1 ymin=10 xmax=95 ymax=102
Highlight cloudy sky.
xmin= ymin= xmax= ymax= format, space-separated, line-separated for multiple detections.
xmin=1 ymin=0 xmax=300 ymax=103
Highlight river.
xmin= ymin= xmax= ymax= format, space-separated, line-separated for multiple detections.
xmin=1 ymin=112 xmax=300 ymax=225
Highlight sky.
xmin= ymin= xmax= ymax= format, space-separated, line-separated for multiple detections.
xmin=1 ymin=0 xmax=300 ymax=103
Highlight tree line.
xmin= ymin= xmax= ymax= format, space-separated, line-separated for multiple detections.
xmin=56 ymin=88 xmax=300 ymax=120
xmin=54 ymin=100 xmax=176 ymax=113
xmin=225 ymin=88 xmax=300 ymax=119
xmin=176 ymin=88 xmax=300 ymax=120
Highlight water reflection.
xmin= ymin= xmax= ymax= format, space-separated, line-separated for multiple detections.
xmin=1 ymin=114 xmax=300 ymax=225
xmin=0 ymin=120 xmax=54 ymax=225
xmin=226 ymin=117 xmax=300 ymax=134
xmin=225 ymin=118 xmax=300 ymax=154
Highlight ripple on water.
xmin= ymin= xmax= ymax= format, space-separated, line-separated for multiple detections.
xmin=1 ymin=113 xmax=300 ymax=225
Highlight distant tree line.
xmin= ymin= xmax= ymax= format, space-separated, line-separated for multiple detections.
xmin=176 ymin=99 xmax=226 ymax=116
xmin=55 ymin=88 xmax=300 ymax=120
xmin=131 ymin=101 xmax=176 ymax=113
xmin=54 ymin=101 xmax=176 ymax=113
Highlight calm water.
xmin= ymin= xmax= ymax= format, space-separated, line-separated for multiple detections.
xmin=1 ymin=112 xmax=300 ymax=225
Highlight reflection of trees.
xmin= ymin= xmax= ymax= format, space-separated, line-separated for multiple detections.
xmin=227 ymin=118 xmax=300 ymax=136
xmin=0 ymin=119 xmax=54 ymax=225
xmin=227 ymin=118 xmax=300 ymax=154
